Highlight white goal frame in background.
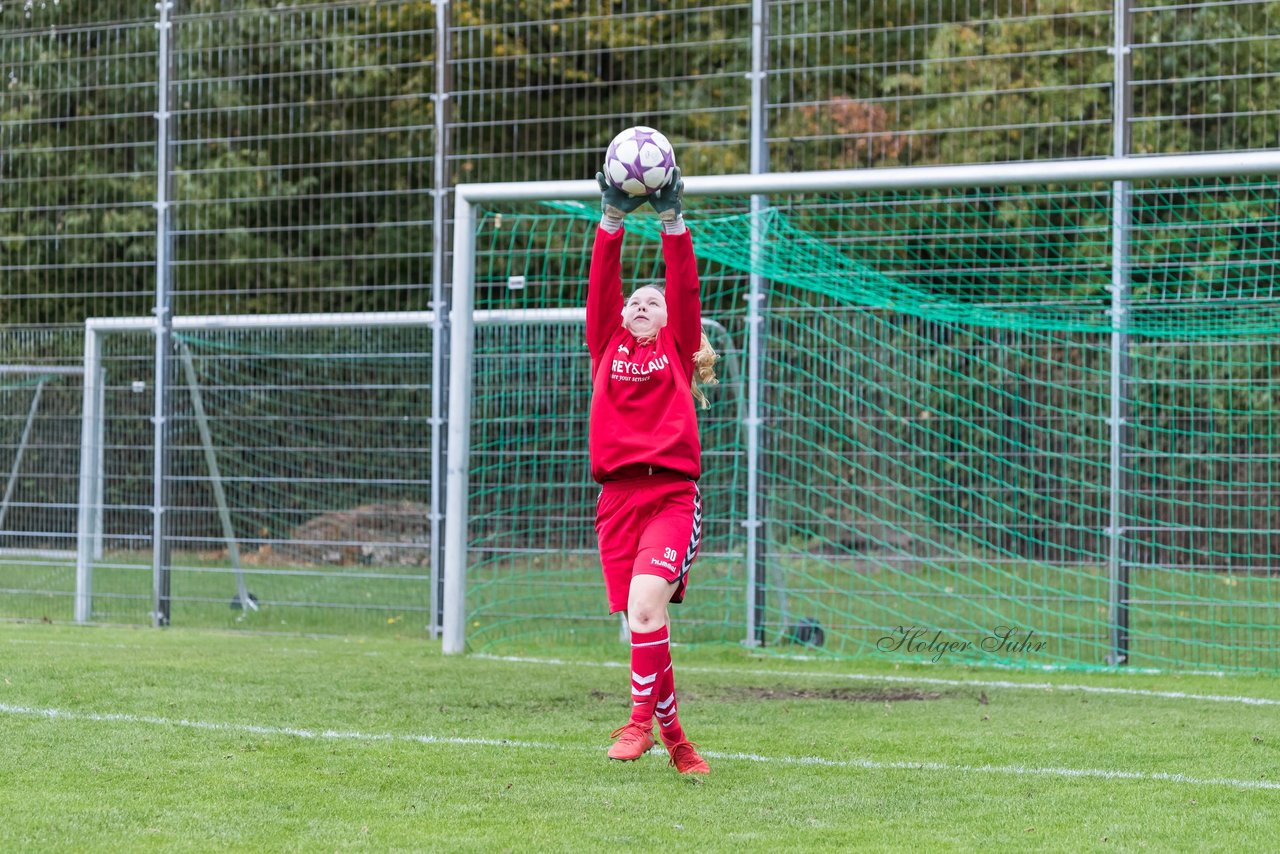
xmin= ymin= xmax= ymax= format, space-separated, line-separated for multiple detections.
xmin=74 ymin=312 xmax=442 ymax=625
xmin=442 ymin=150 xmax=1280 ymax=656
xmin=72 ymin=308 xmax=590 ymax=628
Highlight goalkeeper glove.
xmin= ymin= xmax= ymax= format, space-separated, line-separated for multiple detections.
xmin=597 ymin=172 xmax=646 ymax=220
xmin=648 ymin=167 xmax=684 ymax=222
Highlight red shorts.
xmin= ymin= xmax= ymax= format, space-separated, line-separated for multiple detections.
xmin=595 ymin=470 xmax=703 ymax=614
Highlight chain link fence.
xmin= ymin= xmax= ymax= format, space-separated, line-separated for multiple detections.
xmin=1 ymin=1 xmax=1277 ymax=649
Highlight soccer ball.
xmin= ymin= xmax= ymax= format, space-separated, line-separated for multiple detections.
xmin=603 ymin=126 xmax=676 ymax=197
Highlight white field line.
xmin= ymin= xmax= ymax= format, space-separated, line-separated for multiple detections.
xmin=1 ymin=701 xmax=1276 ymax=792
xmin=6 ymin=638 xmax=385 ymax=658
xmin=475 ymin=654 xmax=1280 ymax=707
xmin=6 ymin=638 xmax=152 ymax=650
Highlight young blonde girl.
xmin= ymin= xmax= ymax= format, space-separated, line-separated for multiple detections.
xmin=585 ymin=167 xmax=716 ymax=774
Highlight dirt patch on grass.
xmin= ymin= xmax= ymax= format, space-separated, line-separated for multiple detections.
xmin=589 ymin=686 xmax=948 ymax=703
xmin=728 ymin=686 xmax=944 ymax=702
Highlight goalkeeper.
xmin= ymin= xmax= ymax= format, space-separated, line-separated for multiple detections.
xmin=586 ymin=167 xmax=718 ymax=776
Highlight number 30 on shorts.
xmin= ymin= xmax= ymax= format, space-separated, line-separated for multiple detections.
xmin=663 ymin=547 xmax=678 ymax=562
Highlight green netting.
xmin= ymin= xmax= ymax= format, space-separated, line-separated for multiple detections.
xmin=541 ymin=178 xmax=1280 ymax=337
xmin=463 ymin=178 xmax=1280 ymax=672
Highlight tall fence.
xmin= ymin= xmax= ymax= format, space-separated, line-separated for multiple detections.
xmin=1 ymin=2 xmax=1278 ymax=669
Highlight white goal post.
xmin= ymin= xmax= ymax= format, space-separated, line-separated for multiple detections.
xmin=441 ymin=149 xmax=1280 ymax=655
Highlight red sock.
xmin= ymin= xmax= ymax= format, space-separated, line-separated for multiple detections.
xmin=627 ymin=626 xmax=669 ymax=728
xmin=655 ymin=658 xmax=687 ymax=745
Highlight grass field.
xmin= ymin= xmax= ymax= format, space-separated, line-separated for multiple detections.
xmin=3 ymin=620 xmax=1279 ymax=852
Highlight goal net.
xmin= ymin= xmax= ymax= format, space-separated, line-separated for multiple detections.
xmin=446 ymin=155 xmax=1280 ymax=672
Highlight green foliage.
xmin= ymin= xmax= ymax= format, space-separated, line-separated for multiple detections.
xmin=908 ymin=1 xmax=1113 ymax=164
xmin=1132 ymin=3 xmax=1280 ymax=153
xmin=3 ymin=2 xmax=1278 ymax=320
xmin=0 ymin=5 xmax=158 ymax=322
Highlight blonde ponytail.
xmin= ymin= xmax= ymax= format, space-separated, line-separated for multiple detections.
xmin=691 ymin=330 xmax=719 ymax=409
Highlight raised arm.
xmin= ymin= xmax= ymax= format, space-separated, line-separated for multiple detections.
xmin=586 ymin=226 xmax=624 ymax=359
xmin=586 ymin=174 xmax=646 ymax=360
xmin=650 ymin=169 xmax=701 ymax=360
xmin=661 ymin=230 xmax=701 ymax=361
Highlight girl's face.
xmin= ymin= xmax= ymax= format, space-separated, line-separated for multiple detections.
xmin=622 ymin=286 xmax=668 ymax=339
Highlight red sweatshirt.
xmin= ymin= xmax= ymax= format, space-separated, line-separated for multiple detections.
xmin=586 ymin=225 xmax=703 ymax=483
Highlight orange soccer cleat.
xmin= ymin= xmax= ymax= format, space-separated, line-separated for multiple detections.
xmin=664 ymin=738 xmax=710 ymax=775
xmin=607 ymin=722 xmax=655 ymax=761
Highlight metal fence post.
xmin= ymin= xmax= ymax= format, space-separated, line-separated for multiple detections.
xmin=429 ymin=0 xmax=452 ymax=640
xmin=150 ymin=0 xmax=177 ymax=627
xmin=744 ymin=0 xmax=769 ymax=647
xmin=1107 ymin=0 xmax=1134 ymax=665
